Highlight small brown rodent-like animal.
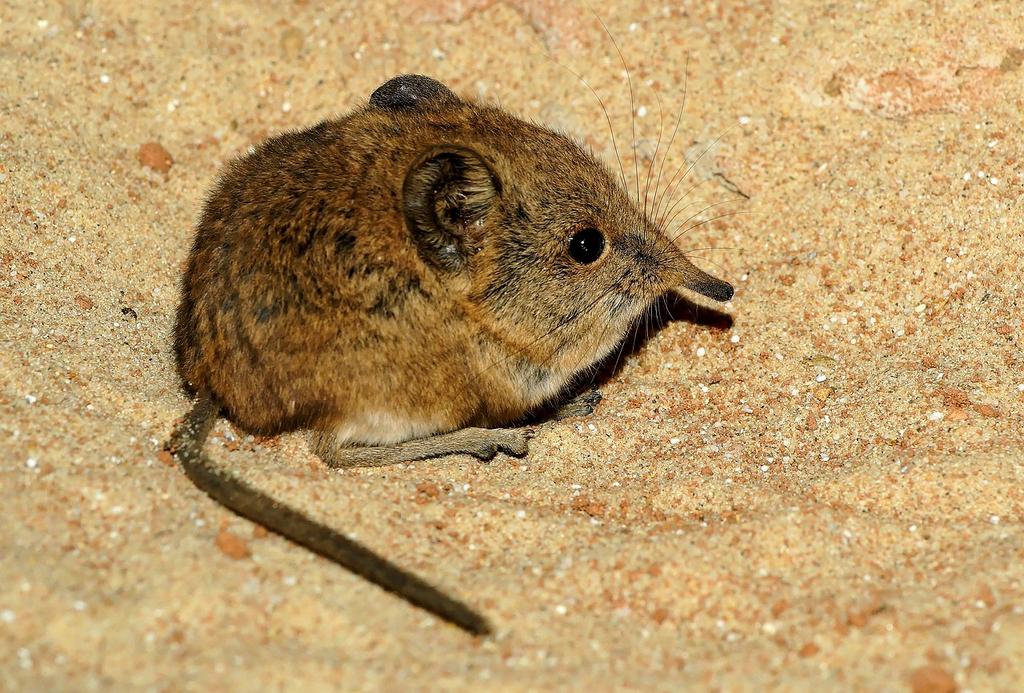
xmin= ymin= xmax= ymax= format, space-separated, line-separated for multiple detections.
xmin=170 ymin=74 xmax=733 ymax=636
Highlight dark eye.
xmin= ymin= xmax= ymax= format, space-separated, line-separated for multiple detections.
xmin=568 ymin=228 xmax=605 ymax=264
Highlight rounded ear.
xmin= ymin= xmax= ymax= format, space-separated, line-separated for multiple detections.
xmin=402 ymin=147 xmax=501 ymax=272
xmin=369 ymin=74 xmax=459 ymax=111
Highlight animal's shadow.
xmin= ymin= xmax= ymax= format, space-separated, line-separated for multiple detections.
xmin=530 ymin=292 xmax=734 ymax=422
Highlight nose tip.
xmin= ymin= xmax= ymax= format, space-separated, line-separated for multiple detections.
xmin=694 ymin=276 xmax=734 ymax=302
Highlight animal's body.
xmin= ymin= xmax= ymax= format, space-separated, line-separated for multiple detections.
xmin=169 ymin=75 xmax=733 ymax=634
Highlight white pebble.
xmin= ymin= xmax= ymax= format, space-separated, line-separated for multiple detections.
xmin=636 ymin=105 xmax=648 ymax=118
xmin=281 ymin=101 xmax=291 ymax=113
xmin=0 ymin=610 xmax=14 ymax=623
xmin=72 ymin=600 xmax=86 ymax=611
xmin=738 ymin=115 xmax=751 ymax=125
xmin=669 ymin=438 xmax=680 ymax=446
xmin=990 ymin=515 xmax=1000 ymax=525
xmin=515 ymin=510 xmax=526 ymax=519
xmin=554 ymin=604 xmax=568 ymax=615
xmin=25 ymin=394 xmax=37 ymax=404
xmin=915 ymin=304 xmax=926 ymax=313
xmin=815 ymin=374 xmax=826 ymax=383
xmin=928 ymin=411 xmax=945 ymax=422
xmin=730 ymin=334 xmax=740 ymax=343
xmin=99 ymin=74 xmax=110 ymax=84
xmin=696 ymin=347 xmax=706 ymax=357
xmin=26 ymin=458 xmax=38 ymax=469
xmin=963 ymin=172 xmax=971 ymax=181
xmin=1017 ymin=384 xmax=1024 ymax=392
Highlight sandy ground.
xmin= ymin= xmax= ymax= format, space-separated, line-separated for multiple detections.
xmin=2 ymin=0 xmax=1023 ymax=690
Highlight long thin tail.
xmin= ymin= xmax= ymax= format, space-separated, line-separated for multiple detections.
xmin=167 ymin=393 xmax=493 ymax=636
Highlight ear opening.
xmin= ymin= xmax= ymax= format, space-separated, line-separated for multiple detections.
xmin=402 ymin=147 xmax=500 ymax=272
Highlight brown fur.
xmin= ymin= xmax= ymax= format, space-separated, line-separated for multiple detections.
xmin=174 ymin=77 xmax=730 ymax=441
xmin=169 ymin=75 xmax=732 ymax=635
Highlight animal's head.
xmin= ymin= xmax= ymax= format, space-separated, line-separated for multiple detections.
xmin=374 ymin=75 xmax=733 ymax=378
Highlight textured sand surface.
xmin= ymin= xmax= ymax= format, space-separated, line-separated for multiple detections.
xmin=3 ymin=1 xmax=1023 ymax=690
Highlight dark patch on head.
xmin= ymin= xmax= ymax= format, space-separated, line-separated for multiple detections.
xmin=514 ymin=203 xmax=531 ymax=225
xmin=369 ymin=74 xmax=458 ymax=112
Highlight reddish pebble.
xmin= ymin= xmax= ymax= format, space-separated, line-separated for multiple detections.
xmin=798 ymin=642 xmax=819 ymax=657
xmin=137 ymin=142 xmax=173 ymax=174
xmin=571 ymin=495 xmax=606 ymax=517
xmin=74 ymin=294 xmax=94 ymax=310
xmin=946 ymin=408 xmax=968 ymax=422
xmin=973 ymin=404 xmax=1000 ymax=418
xmin=909 ymin=665 xmax=957 ymax=693
xmin=215 ymin=527 xmax=251 ymax=560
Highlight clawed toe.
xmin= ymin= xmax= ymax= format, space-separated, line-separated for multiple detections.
xmin=500 ymin=430 xmax=530 ymax=458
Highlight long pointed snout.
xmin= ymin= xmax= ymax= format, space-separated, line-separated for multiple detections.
xmin=643 ymin=230 xmax=734 ymax=302
xmin=661 ymin=246 xmax=733 ymax=302
xmin=677 ymin=256 xmax=734 ymax=302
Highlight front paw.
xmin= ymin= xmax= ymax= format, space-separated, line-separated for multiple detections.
xmin=553 ymin=389 xmax=603 ymax=421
